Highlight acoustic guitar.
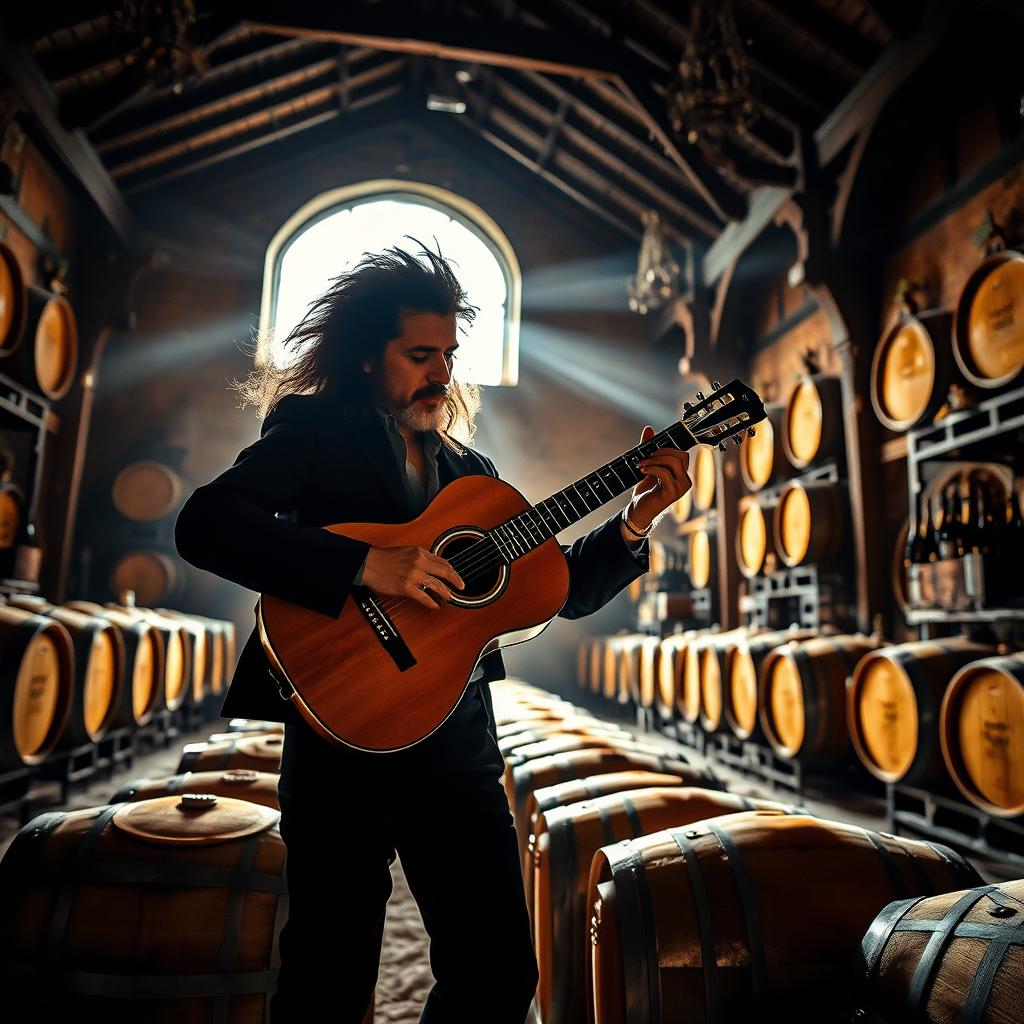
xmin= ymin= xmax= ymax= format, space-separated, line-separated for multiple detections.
xmin=259 ymin=379 xmax=766 ymax=751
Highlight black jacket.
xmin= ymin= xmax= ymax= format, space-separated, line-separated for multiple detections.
xmin=174 ymin=393 xmax=649 ymax=744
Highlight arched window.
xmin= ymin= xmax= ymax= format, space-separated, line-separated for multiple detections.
xmin=260 ymin=180 xmax=520 ymax=386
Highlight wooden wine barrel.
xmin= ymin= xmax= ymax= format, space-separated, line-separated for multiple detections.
xmin=0 ymin=605 xmax=73 ymax=772
xmin=0 ymin=240 xmax=27 ymax=356
xmin=112 ymin=462 xmax=184 ymax=522
xmin=670 ymin=486 xmax=692 ymax=524
xmin=736 ymin=498 xmax=774 ymax=577
xmin=107 ymin=603 xmax=190 ymax=712
xmin=110 ymin=551 xmax=181 ymax=607
xmin=739 ymin=402 xmax=786 ymax=491
xmin=178 ymin=733 xmax=284 ymax=774
xmin=691 ymin=445 xmax=716 ymax=511
xmin=497 ymin=714 xmax=579 ymax=740
xmin=696 ymin=628 xmax=758 ymax=733
xmin=856 ymin=878 xmax=1024 ymax=1024
xmin=953 ymin=249 xmax=1024 ymax=389
xmin=783 ymin=373 xmax=843 ymax=469
xmin=654 ymin=631 xmax=694 ymax=721
xmin=870 ymin=311 xmax=954 ymax=431
xmin=688 ymin=529 xmax=712 ymax=589
xmin=198 ymin=616 xmax=227 ymax=696
xmin=615 ymin=633 xmax=661 ymax=705
xmin=636 ymin=634 xmax=667 ymax=709
xmin=504 ymin=733 xmax=668 ymax=772
xmin=64 ymin=600 xmax=163 ymax=724
xmin=599 ymin=635 xmax=640 ymax=703
xmin=759 ymin=634 xmax=882 ymax=761
xmin=155 ymin=609 xmax=210 ymax=705
xmin=939 ymin=653 xmax=1024 ymax=817
xmin=533 ymin=790 xmax=795 ymax=1024
xmin=586 ymin=811 xmax=980 ymax=1024
xmin=228 ymin=718 xmax=285 ymax=734
xmin=848 ymin=639 xmax=996 ymax=786
xmin=505 ymin=748 xmax=707 ymax=860
xmin=577 ymin=637 xmax=596 ymax=689
xmin=675 ymin=629 xmax=719 ymax=725
xmin=774 ymin=478 xmax=844 ymax=567
xmin=723 ymin=628 xmax=815 ymax=740
xmin=0 ymin=796 xmax=287 ymax=1020
xmin=112 ymin=768 xmax=282 ymax=809
xmin=14 ymin=286 xmax=78 ymax=400
xmin=498 ymin=720 xmax=630 ymax=757
xmin=7 ymin=598 xmax=124 ymax=747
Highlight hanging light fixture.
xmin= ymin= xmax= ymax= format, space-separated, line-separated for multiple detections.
xmin=114 ymin=0 xmax=208 ymax=93
xmin=666 ymin=0 xmax=756 ymax=147
xmin=627 ymin=210 xmax=680 ymax=315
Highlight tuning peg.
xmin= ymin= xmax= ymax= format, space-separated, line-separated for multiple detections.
xmin=733 ymin=435 xmax=743 ymax=445
xmin=718 ymin=441 xmax=727 ymax=452
xmin=747 ymin=427 xmax=756 ymax=437
xmin=695 ymin=391 xmax=705 ymax=402
xmin=683 ymin=402 xmax=693 ymax=412
xmin=712 ymin=380 xmax=722 ymax=390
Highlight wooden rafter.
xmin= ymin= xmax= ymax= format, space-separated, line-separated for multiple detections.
xmin=0 ymin=23 xmax=139 ymax=249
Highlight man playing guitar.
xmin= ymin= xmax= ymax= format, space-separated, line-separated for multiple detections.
xmin=175 ymin=243 xmax=692 ymax=1023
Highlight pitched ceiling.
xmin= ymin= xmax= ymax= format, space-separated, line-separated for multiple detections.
xmin=2 ymin=0 xmax=926 ymax=247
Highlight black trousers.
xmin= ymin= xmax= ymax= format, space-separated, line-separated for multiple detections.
xmin=269 ymin=685 xmax=539 ymax=1023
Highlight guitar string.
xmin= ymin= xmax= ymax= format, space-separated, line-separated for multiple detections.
xmin=374 ymin=420 xmax=718 ymax=620
xmin=374 ymin=430 xmax=685 ymax=618
xmin=374 ymin=412 xmax=746 ymax=620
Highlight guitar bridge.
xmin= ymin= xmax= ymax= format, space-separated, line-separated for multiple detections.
xmin=352 ymin=586 xmax=417 ymax=671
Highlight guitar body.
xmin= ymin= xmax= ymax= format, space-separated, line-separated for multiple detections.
xmin=259 ymin=475 xmax=571 ymax=752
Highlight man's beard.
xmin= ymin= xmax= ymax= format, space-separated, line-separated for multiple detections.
xmin=387 ymin=393 xmax=449 ymax=432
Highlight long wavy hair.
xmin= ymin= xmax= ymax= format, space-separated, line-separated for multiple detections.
xmin=233 ymin=240 xmax=482 ymax=445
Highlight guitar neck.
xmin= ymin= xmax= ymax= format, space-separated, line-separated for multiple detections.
xmin=487 ymin=420 xmax=699 ymax=562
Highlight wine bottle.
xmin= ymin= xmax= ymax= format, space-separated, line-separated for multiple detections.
xmin=920 ymin=495 xmax=940 ymax=563
xmin=0 ymin=452 xmax=24 ymax=579
xmin=1008 ymin=477 xmax=1024 ymax=561
xmin=905 ymin=489 xmax=925 ymax=567
xmin=12 ymin=511 xmax=42 ymax=584
xmin=967 ymin=482 xmax=990 ymax=557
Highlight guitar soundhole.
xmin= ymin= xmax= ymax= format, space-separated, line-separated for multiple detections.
xmin=435 ymin=533 xmax=503 ymax=602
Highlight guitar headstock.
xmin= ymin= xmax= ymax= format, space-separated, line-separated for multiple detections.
xmin=681 ymin=379 xmax=767 ymax=450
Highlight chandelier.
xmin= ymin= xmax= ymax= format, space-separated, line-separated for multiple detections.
xmin=666 ymin=0 xmax=756 ymax=146
xmin=114 ymin=0 xmax=209 ymax=93
xmin=627 ymin=210 xmax=680 ymax=315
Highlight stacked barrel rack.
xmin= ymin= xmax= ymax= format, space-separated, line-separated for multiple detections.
xmin=585 ymin=246 xmax=1024 ymax=871
xmin=0 ymin=589 xmax=236 ymax=823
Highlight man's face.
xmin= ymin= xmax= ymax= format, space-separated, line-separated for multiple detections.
xmin=363 ymin=310 xmax=459 ymax=432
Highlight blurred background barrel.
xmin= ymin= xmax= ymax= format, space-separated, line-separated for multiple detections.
xmin=783 ymin=373 xmax=843 ymax=469
xmin=0 ymin=604 xmax=73 ymax=772
xmin=953 ymin=248 xmax=1024 ymax=390
xmin=940 ymin=653 xmax=1024 ymax=817
xmin=759 ymin=635 xmax=881 ymax=761
xmin=870 ymin=311 xmax=954 ymax=431
xmin=848 ymin=639 xmax=996 ymax=785
xmin=740 ymin=402 xmax=786 ymax=491
xmin=774 ymin=479 xmax=845 ymax=568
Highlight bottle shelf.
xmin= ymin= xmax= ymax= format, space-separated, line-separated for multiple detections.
xmin=908 ymin=383 xmax=1024 ymax=461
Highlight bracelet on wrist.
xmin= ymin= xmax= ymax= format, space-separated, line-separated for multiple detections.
xmin=621 ymin=507 xmax=652 ymax=539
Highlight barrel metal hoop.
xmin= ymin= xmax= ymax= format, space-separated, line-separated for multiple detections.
xmin=858 ymin=896 xmax=921 ymax=983
xmin=621 ymin=795 xmax=644 ymax=840
xmin=47 ymin=804 xmax=120 ymax=965
xmin=607 ymin=845 xmax=661 ymax=1024
xmin=33 ymin=860 xmax=287 ymax=894
xmin=220 ymin=739 xmax=240 ymax=771
xmin=214 ymin=830 xmax=265 ymax=1024
xmin=860 ymin=828 xmax=907 ymax=901
xmin=921 ymin=840 xmax=983 ymax=890
xmin=706 ymin=822 xmax=767 ymax=1003
xmin=549 ymin=810 xmax=582 ymax=1024
xmin=906 ymin=886 xmax=996 ymax=1014
xmin=788 ymin=645 xmax=820 ymax=756
xmin=669 ymin=827 xmax=721 ymax=1023
xmin=887 ymin=835 xmax=935 ymax=894
xmin=3 ymin=960 xmax=279 ymax=999
xmin=961 ymin=886 xmax=1024 ymax=1024
xmin=890 ymin=647 xmax=948 ymax=779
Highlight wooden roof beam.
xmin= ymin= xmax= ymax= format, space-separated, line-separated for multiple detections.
xmin=739 ymin=0 xmax=879 ymax=82
xmin=0 ymin=24 xmax=140 ymax=251
xmin=702 ymin=0 xmax=965 ymax=286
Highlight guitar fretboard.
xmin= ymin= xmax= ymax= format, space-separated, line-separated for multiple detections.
xmin=487 ymin=419 xmax=699 ymax=563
